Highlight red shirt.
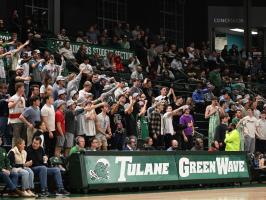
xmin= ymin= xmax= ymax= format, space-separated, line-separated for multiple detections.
xmin=55 ymin=110 xmax=65 ymax=135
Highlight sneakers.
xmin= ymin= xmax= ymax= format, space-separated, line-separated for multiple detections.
xmin=26 ymin=190 xmax=37 ymax=197
xmin=22 ymin=190 xmax=32 ymax=197
xmin=39 ymin=190 xmax=50 ymax=197
xmin=11 ymin=189 xmax=31 ymax=197
xmin=56 ymin=188 xmax=70 ymax=196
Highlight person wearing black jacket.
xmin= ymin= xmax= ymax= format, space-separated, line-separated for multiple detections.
xmin=32 ymin=121 xmax=47 ymax=151
xmin=214 ymin=113 xmax=230 ymax=151
xmin=26 ymin=136 xmax=69 ymax=197
xmin=0 ymin=83 xmax=10 ymax=145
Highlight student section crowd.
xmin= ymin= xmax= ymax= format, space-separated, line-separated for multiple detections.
xmin=0 ymin=18 xmax=266 ymax=197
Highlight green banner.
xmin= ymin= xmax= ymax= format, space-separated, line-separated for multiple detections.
xmin=82 ymin=152 xmax=249 ymax=187
xmin=85 ymin=155 xmax=178 ymax=185
xmin=47 ymin=38 xmax=134 ymax=61
xmin=177 ymin=154 xmax=249 ymax=180
xmin=0 ymin=32 xmax=12 ymax=41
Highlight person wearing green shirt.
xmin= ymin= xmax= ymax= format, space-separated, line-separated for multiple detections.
xmin=224 ymin=123 xmax=240 ymax=151
xmin=208 ymin=68 xmax=222 ymax=89
xmin=69 ymin=136 xmax=86 ymax=156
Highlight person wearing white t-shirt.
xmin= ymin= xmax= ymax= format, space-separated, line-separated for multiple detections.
xmin=163 ymin=105 xmax=188 ymax=148
xmin=256 ymin=112 xmax=266 ymax=153
xmin=79 ymin=81 xmax=92 ymax=99
xmin=8 ymin=82 xmax=26 ymax=147
xmin=155 ymin=87 xmax=167 ymax=101
xmin=237 ymin=108 xmax=258 ymax=153
xmin=79 ymin=58 xmax=93 ymax=75
xmin=41 ymin=95 xmax=56 ymax=157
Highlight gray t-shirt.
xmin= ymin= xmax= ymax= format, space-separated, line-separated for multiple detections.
xmin=0 ymin=58 xmax=6 ymax=79
xmin=97 ymin=112 xmax=110 ymax=134
xmin=29 ymin=59 xmax=42 ymax=83
xmin=75 ymin=106 xmax=89 ymax=136
xmin=22 ymin=106 xmax=41 ymax=126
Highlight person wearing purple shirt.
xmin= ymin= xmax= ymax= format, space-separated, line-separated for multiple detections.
xmin=179 ymin=107 xmax=194 ymax=150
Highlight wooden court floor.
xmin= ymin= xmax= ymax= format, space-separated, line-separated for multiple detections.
xmin=36 ymin=186 xmax=266 ymax=200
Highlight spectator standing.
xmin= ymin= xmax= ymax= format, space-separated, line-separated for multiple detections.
xmin=8 ymin=82 xmax=26 ymax=147
xmin=29 ymin=49 xmax=45 ymax=87
xmin=96 ymin=103 xmax=112 ymax=151
xmin=8 ymin=66 xmax=30 ymax=96
xmin=79 ymin=57 xmax=93 ymax=76
xmin=54 ymin=100 xmax=67 ymax=157
xmin=42 ymin=55 xmax=64 ymax=83
xmin=237 ymin=108 xmax=258 ymax=153
xmin=64 ymin=100 xmax=84 ymax=153
xmin=19 ymin=96 xmax=41 ymax=146
xmin=224 ymin=123 xmax=240 ymax=151
xmin=0 ymin=83 xmax=10 ymax=144
xmin=214 ymin=114 xmax=230 ymax=151
xmin=130 ymin=66 xmax=144 ymax=81
xmin=256 ymin=112 xmax=266 ymax=153
xmin=66 ymin=69 xmax=83 ymax=100
xmin=180 ymin=107 xmax=194 ymax=150
xmin=192 ymin=83 xmax=208 ymax=113
xmin=150 ymin=102 xmax=164 ymax=148
xmin=41 ymin=96 xmax=56 ymax=158
xmin=163 ymin=105 xmax=188 ymax=149
xmin=53 ymin=75 xmax=65 ymax=101
xmin=10 ymin=40 xmax=30 ymax=71
xmin=205 ymin=96 xmax=220 ymax=147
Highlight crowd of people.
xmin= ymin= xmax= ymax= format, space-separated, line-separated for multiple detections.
xmin=0 ymin=15 xmax=266 ymax=196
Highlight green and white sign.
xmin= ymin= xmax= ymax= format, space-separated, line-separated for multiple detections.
xmin=0 ymin=32 xmax=12 ymax=41
xmin=82 ymin=152 xmax=249 ymax=187
xmin=47 ymin=38 xmax=134 ymax=61
xmin=178 ymin=155 xmax=248 ymax=180
xmin=85 ymin=155 xmax=178 ymax=184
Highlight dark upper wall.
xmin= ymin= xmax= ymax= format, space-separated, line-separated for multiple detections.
xmin=60 ymin=0 xmax=97 ymax=36
xmin=127 ymin=0 xmax=161 ymax=34
xmin=0 ymin=0 xmax=24 ymax=29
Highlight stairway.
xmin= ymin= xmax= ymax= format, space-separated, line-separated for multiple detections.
xmin=194 ymin=112 xmax=209 ymax=149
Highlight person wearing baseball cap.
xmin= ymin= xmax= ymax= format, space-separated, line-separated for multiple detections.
xmin=64 ymin=99 xmax=85 ymax=156
xmin=29 ymin=48 xmax=45 ymax=86
xmin=54 ymin=100 xmax=67 ymax=157
xmin=53 ymin=75 xmax=65 ymax=100
xmin=54 ymin=89 xmax=66 ymax=110
xmin=8 ymin=65 xmax=31 ymax=96
xmin=69 ymin=90 xmax=79 ymax=101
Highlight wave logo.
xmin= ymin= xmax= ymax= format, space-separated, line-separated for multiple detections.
xmin=89 ymin=158 xmax=110 ymax=181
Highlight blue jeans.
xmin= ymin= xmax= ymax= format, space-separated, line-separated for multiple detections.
xmin=0 ymin=171 xmax=18 ymax=191
xmin=16 ymin=167 xmax=34 ymax=190
xmin=31 ymin=166 xmax=63 ymax=191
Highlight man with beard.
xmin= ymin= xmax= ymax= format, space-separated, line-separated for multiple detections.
xmin=8 ymin=66 xmax=31 ymax=96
